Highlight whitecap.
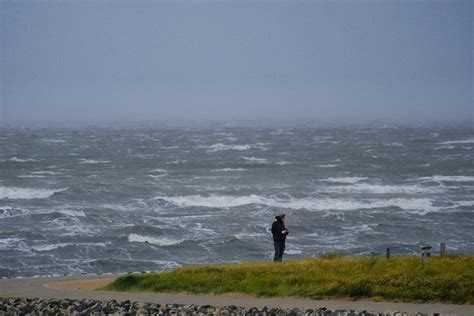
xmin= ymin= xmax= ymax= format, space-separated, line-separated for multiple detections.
xmin=317 ymin=164 xmax=339 ymax=168
xmin=384 ymin=142 xmax=404 ymax=147
xmin=454 ymin=200 xmax=474 ymax=208
xmin=149 ymin=260 xmax=182 ymax=269
xmin=242 ymin=156 xmax=269 ymax=164
xmin=32 ymin=242 xmax=108 ymax=252
xmin=205 ymin=143 xmax=252 ymax=152
xmin=0 ymin=238 xmax=26 ymax=251
xmin=2 ymin=157 xmax=38 ymax=163
xmin=56 ymin=209 xmax=86 ymax=217
xmin=41 ymin=139 xmax=67 ymax=144
xmin=438 ymin=138 xmax=474 ymax=145
xmin=154 ymin=194 xmax=439 ymax=213
xmin=32 ymin=171 xmax=61 ymax=175
xmin=161 ymin=146 xmax=179 ymax=149
xmin=18 ymin=175 xmax=45 ymax=178
xmin=434 ymin=146 xmax=456 ymax=150
xmin=285 ymin=249 xmax=303 ymax=255
xmin=0 ymin=187 xmax=68 ymax=200
xmin=322 ymin=183 xmax=440 ymax=194
xmin=150 ymin=168 xmax=167 ymax=173
xmin=79 ymin=159 xmax=110 ymax=164
xmin=210 ymin=168 xmax=246 ymax=172
xmin=234 ymin=232 xmax=267 ymax=240
xmin=213 ymin=132 xmax=234 ymax=137
xmin=166 ymin=160 xmax=187 ymax=164
xmin=320 ymin=177 xmax=368 ymax=184
xmin=420 ymin=175 xmax=474 ymax=183
xmin=275 ymin=161 xmax=292 ymax=166
xmin=128 ymin=233 xmax=184 ymax=246
xmin=32 ymin=243 xmax=69 ymax=252
xmin=148 ymin=174 xmax=167 ymax=179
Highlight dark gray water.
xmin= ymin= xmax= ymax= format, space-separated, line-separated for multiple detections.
xmin=1 ymin=125 xmax=473 ymax=277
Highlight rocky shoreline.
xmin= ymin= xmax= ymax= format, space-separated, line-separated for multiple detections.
xmin=0 ymin=297 xmax=450 ymax=316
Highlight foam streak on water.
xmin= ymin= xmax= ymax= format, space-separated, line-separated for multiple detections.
xmin=0 ymin=125 xmax=473 ymax=277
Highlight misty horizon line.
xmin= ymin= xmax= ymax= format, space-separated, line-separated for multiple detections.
xmin=0 ymin=117 xmax=472 ymax=130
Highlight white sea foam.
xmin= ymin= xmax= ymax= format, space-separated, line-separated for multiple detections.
xmin=320 ymin=177 xmax=368 ymax=184
xmin=323 ymin=183 xmax=440 ymax=194
xmin=285 ymin=249 xmax=303 ymax=255
xmin=154 ymin=194 xmax=438 ymax=213
xmin=2 ymin=157 xmax=38 ymax=163
xmin=434 ymin=146 xmax=456 ymax=150
xmin=79 ymin=159 xmax=110 ymax=164
xmin=453 ymin=200 xmax=474 ymax=208
xmin=211 ymin=168 xmax=246 ymax=172
xmin=205 ymin=143 xmax=252 ymax=152
xmin=32 ymin=242 xmax=108 ymax=252
xmin=275 ymin=161 xmax=292 ymax=166
xmin=242 ymin=157 xmax=269 ymax=164
xmin=161 ymin=146 xmax=179 ymax=149
xmin=166 ymin=160 xmax=187 ymax=164
xmin=0 ymin=238 xmax=25 ymax=251
xmin=32 ymin=171 xmax=61 ymax=175
xmin=203 ymin=143 xmax=269 ymax=152
xmin=438 ymin=138 xmax=474 ymax=145
xmin=128 ymin=234 xmax=184 ymax=246
xmin=41 ymin=139 xmax=67 ymax=144
xmin=148 ymin=174 xmax=167 ymax=179
xmin=420 ymin=175 xmax=474 ymax=183
xmin=150 ymin=168 xmax=167 ymax=173
xmin=234 ymin=232 xmax=267 ymax=240
xmin=56 ymin=209 xmax=86 ymax=217
xmin=317 ymin=164 xmax=339 ymax=168
xmin=18 ymin=175 xmax=45 ymax=178
xmin=213 ymin=131 xmax=234 ymax=136
xmin=149 ymin=260 xmax=182 ymax=269
xmin=32 ymin=243 xmax=69 ymax=252
xmin=0 ymin=187 xmax=68 ymax=200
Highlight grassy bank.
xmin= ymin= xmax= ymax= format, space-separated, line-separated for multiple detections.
xmin=105 ymin=255 xmax=474 ymax=304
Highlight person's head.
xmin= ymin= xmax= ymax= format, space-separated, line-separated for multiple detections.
xmin=278 ymin=213 xmax=286 ymax=222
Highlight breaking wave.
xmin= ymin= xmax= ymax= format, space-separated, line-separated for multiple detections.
xmin=420 ymin=175 xmax=474 ymax=183
xmin=154 ymin=194 xmax=439 ymax=213
xmin=438 ymin=138 xmax=474 ymax=145
xmin=211 ymin=168 xmax=246 ymax=172
xmin=1 ymin=157 xmax=38 ymax=163
xmin=0 ymin=187 xmax=68 ymax=200
xmin=320 ymin=177 xmax=368 ymax=184
xmin=79 ymin=159 xmax=110 ymax=164
xmin=128 ymin=234 xmax=184 ymax=246
xmin=242 ymin=157 xmax=269 ymax=164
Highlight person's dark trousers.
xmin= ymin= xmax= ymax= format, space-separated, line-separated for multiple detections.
xmin=273 ymin=241 xmax=285 ymax=262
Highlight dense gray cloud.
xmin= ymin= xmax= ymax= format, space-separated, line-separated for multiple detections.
xmin=0 ymin=0 xmax=472 ymax=125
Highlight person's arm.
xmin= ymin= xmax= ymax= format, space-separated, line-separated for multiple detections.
xmin=271 ymin=222 xmax=277 ymax=235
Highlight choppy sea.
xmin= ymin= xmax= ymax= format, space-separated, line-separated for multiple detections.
xmin=0 ymin=124 xmax=473 ymax=277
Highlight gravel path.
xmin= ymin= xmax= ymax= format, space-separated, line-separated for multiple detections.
xmin=0 ymin=275 xmax=473 ymax=315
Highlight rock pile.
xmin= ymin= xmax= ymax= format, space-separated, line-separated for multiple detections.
xmin=0 ymin=297 xmax=431 ymax=315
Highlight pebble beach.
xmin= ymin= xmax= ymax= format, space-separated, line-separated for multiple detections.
xmin=0 ymin=297 xmax=446 ymax=316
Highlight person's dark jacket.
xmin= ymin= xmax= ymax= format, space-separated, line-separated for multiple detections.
xmin=271 ymin=216 xmax=288 ymax=242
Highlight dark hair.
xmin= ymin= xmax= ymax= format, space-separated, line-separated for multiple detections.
xmin=276 ymin=213 xmax=286 ymax=220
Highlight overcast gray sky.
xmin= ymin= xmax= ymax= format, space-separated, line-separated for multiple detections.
xmin=0 ymin=0 xmax=472 ymax=125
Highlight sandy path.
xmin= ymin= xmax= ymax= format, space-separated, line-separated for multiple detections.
xmin=46 ymin=277 xmax=116 ymax=291
xmin=1 ymin=275 xmax=473 ymax=315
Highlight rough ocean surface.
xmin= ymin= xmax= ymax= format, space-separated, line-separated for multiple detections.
xmin=0 ymin=125 xmax=473 ymax=277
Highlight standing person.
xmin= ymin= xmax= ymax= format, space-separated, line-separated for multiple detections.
xmin=271 ymin=213 xmax=289 ymax=262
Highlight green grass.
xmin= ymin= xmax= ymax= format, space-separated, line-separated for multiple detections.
xmin=104 ymin=255 xmax=474 ymax=304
